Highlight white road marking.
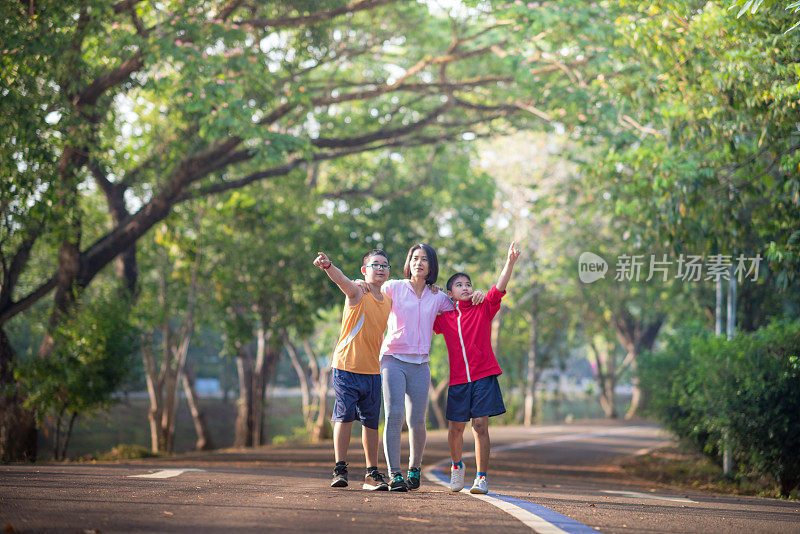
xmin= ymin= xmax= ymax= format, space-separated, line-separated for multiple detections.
xmin=425 ymin=426 xmax=656 ymax=534
xmin=128 ymin=468 xmax=206 ymax=479
xmin=469 ymin=492 xmax=575 ymax=534
xmin=600 ymin=490 xmax=696 ymax=503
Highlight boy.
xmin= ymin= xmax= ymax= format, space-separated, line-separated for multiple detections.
xmin=432 ymin=241 xmax=521 ymax=494
xmin=314 ymin=249 xmax=393 ymax=490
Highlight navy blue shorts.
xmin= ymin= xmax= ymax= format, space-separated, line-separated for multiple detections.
xmin=446 ymin=374 xmax=506 ymax=423
xmin=331 ymin=368 xmax=381 ymax=429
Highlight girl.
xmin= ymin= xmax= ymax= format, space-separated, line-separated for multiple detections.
xmin=378 ymin=243 xmax=483 ymax=491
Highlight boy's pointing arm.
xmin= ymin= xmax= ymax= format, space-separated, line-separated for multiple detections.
xmin=314 ymin=252 xmax=363 ymax=306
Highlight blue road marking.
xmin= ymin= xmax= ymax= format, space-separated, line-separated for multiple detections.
xmin=428 ymin=468 xmax=597 ymax=533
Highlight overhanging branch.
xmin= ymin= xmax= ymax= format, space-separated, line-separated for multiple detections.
xmin=238 ymin=0 xmax=400 ymax=29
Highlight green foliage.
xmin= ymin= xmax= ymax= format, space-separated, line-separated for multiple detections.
xmin=730 ymin=0 xmax=800 ymax=33
xmin=16 ymin=289 xmax=139 ymax=425
xmin=640 ymin=317 xmax=800 ymax=496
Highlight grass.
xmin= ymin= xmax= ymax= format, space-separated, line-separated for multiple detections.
xmin=39 ymin=391 xmax=630 ymax=461
xmin=37 ymin=395 xmax=305 ymax=461
xmin=97 ymin=444 xmax=161 ymax=461
xmin=621 ymin=445 xmax=798 ymax=500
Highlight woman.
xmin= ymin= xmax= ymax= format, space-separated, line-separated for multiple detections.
xmin=379 ymin=243 xmax=483 ymax=491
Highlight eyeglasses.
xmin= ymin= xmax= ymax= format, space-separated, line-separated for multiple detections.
xmin=367 ymin=263 xmax=391 ymax=271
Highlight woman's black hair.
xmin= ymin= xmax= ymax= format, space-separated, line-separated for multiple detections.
xmin=403 ymin=243 xmax=439 ymax=285
xmin=446 ymin=272 xmax=471 ymax=291
xmin=362 ymin=249 xmax=389 ymax=267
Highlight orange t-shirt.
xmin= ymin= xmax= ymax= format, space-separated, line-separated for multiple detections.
xmin=331 ymin=291 xmax=392 ymax=375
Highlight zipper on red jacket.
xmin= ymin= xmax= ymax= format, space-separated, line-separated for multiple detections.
xmin=455 ymin=302 xmax=471 ymax=382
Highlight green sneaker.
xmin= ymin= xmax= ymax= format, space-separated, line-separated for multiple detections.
xmin=407 ymin=467 xmax=421 ymax=490
xmin=389 ymin=472 xmax=408 ymax=492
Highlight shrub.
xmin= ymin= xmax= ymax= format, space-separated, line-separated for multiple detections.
xmin=640 ymin=318 xmax=800 ymax=496
xmin=16 ymin=290 xmax=139 ymax=460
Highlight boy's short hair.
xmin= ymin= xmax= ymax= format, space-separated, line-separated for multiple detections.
xmin=446 ymin=272 xmax=471 ymax=291
xmin=403 ymin=243 xmax=439 ymax=285
xmin=362 ymin=249 xmax=389 ymax=267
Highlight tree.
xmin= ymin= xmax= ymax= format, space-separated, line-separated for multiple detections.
xmin=135 ymin=208 xmax=213 ymax=452
xmin=0 ymin=0 xmax=539 ymax=459
xmin=282 ymin=329 xmax=334 ymax=441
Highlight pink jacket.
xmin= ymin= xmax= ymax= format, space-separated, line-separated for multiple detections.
xmin=380 ymin=279 xmax=454 ymax=356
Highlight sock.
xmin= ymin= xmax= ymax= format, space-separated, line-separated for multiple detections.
xmin=366 ymin=466 xmax=378 ymax=475
xmin=477 ymin=472 xmax=487 ymax=478
xmin=452 ymin=460 xmax=463 ymax=469
xmin=335 ymin=460 xmax=347 ymax=467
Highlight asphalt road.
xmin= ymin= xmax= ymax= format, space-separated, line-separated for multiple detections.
xmin=1 ymin=420 xmax=798 ymax=533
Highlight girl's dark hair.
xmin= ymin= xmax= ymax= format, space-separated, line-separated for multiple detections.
xmin=362 ymin=249 xmax=389 ymax=266
xmin=446 ymin=272 xmax=471 ymax=291
xmin=403 ymin=243 xmax=439 ymax=285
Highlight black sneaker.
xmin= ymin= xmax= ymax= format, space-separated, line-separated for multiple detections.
xmin=389 ymin=471 xmax=408 ymax=492
xmin=363 ymin=470 xmax=389 ymax=491
xmin=331 ymin=462 xmax=348 ymax=487
xmin=407 ymin=467 xmax=421 ymax=490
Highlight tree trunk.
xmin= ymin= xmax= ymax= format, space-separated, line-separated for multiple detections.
xmin=143 ymin=314 xmax=191 ymax=454
xmin=303 ymin=340 xmax=331 ymax=441
xmin=523 ymin=284 xmax=539 ymax=426
xmin=590 ymin=338 xmax=617 ymax=419
xmin=234 ymin=346 xmax=254 ymax=447
xmin=613 ymin=311 xmax=664 ymax=420
xmin=142 ymin=338 xmax=166 ymax=452
xmin=53 ymin=405 xmax=66 ymax=461
xmin=626 ymin=357 xmax=641 ymax=420
xmin=258 ymin=345 xmax=281 ymax=445
xmin=233 ymin=306 xmax=281 ymax=448
xmin=251 ymin=325 xmax=268 ymax=447
xmin=60 ymin=411 xmax=78 ymax=461
xmin=311 ymin=369 xmax=332 ymax=441
xmin=283 ymin=333 xmax=312 ymax=426
xmin=0 ymin=327 xmax=37 ymax=462
xmin=161 ymin=345 xmax=180 ymax=453
xmin=428 ymin=378 xmax=449 ymax=430
xmin=182 ymin=366 xmax=214 ymax=451
xmin=143 ymin=242 xmax=201 ymax=453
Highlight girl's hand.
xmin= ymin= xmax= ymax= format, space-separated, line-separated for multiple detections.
xmin=471 ymin=289 xmax=485 ymax=304
xmin=353 ymin=279 xmax=370 ymax=294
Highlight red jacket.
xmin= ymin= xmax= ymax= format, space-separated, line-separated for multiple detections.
xmin=433 ymin=285 xmax=505 ymax=386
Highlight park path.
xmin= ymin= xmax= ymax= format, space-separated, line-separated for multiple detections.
xmin=1 ymin=420 xmax=799 ymax=533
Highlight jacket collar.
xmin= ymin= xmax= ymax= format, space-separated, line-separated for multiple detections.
xmin=455 ymin=299 xmax=474 ymax=309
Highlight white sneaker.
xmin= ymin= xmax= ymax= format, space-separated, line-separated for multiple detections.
xmin=449 ymin=464 xmax=465 ymax=492
xmin=470 ymin=475 xmax=488 ymax=494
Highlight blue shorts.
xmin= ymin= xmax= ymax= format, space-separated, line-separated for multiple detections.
xmin=446 ymin=374 xmax=506 ymax=423
xmin=331 ymin=369 xmax=381 ymax=429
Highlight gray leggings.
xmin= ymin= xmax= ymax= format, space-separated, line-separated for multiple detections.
xmin=381 ymin=355 xmax=430 ymax=474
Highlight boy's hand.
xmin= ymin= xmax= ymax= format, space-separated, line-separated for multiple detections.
xmin=471 ymin=289 xmax=485 ymax=304
xmin=508 ymin=241 xmax=521 ymax=264
xmin=314 ymin=252 xmax=332 ymax=270
xmin=430 ymin=284 xmax=443 ymax=294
